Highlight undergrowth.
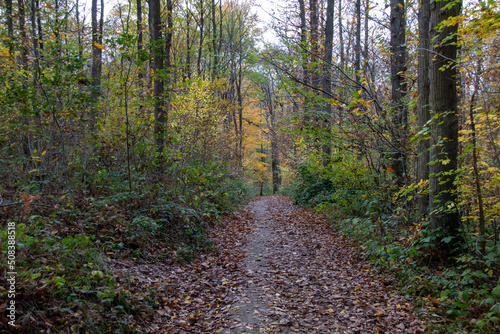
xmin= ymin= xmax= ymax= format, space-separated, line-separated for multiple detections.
xmin=287 ymin=162 xmax=500 ymax=333
xmin=0 ymin=159 xmax=248 ymax=333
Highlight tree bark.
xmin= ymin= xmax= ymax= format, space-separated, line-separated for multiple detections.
xmin=390 ymin=0 xmax=407 ymax=186
xmin=428 ymin=0 xmax=462 ymax=252
xmin=137 ymin=0 xmax=144 ymax=82
xmin=298 ymin=0 xmax=308 ymax=87
xmin=338 ymin=0 xmax=344 ymax=68
xmin=90 ymin=0 xmax=104 ymax=130
xmin=150 ymin=0 xmax=165 ymax=160
xmin=322 ymin=0 xmax=335 ymax=165
xmin=354 ymin=0 xmax=361 ymax=83
xmin=5 ymin=0 xmax=13 ymax=54
xmin=18 ymin=0 xmax=31 ymax=159
xmin=197 ymin=0 xmax=204 ymax=76
xmin=417 ymin=0 xmax=431 ymax=218
xmin=211 ymin=0 xmax=218 ymax=77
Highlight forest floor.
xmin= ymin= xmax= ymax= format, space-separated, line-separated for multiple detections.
xmin=119 ymin=196 xmax=425 ymax=333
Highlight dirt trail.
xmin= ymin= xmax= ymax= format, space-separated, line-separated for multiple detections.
xmin=145 ymin=196 xmax=424 ymax=333
xmin=222 ymin=196 xmax=423 ymax=333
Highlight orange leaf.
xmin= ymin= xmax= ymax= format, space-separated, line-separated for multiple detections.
xmin=386 ymin=167 xmax=394 ymax=173
xmin=429 ymin=297 xmax=441 ymax=305
xmin=93 ymin=42 xmax=105 ymax=50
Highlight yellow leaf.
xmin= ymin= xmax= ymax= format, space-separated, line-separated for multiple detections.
xmin=327 ymin=308 xmax=334 ymax=313
xmin=93 ymin=42 xmax=105 ymax=50
xmin=5 ymin=82 xmax=11 ymax=89
xmin=41 ymin=150 xmax=46 ymax=157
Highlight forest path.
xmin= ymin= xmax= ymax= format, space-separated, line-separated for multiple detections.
xmin=149 ymin=196 xmax=424 ymax=333
xmin=220 ymin=196 xmax=422 ymax=333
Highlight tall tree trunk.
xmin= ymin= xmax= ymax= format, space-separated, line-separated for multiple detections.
xmin=186 ymin=8 xmax=192 ymax=80
xmin=271 ymin=127 xmax=280 ymax=194
xmin=150 ymin=0 xmax=165 ymax=160
xmin=5 ymin=0 xmax=13 ymax=55
xmin=417 ymin=0 xmax=431 ymax=218
xmin=338 ymin=0 xmax=344 ymax=68
xmin=197 ymin=0 xmax=204 ymax=76
xmin=428 ymin=0 xmax=462 ymax=252
xmin=322 ymin=0 xmax=335 ymax=165
xmin=364 ymin=0 xmax=369 ymax=62
xmin=35 ymin=0 xmax=43 ymax=60
xmin=90 ymin=0 xmax=104 ymax=130
xmin=298 ymin=0 xmax=308 ymax=87
xmin=137 ymin=0 xmax=144 ymax=82
xmin=309 ymin=0 xmax=319 ymax=89
xmin=18 ymin=0 xmax=31 ymax=159
xmin=390 ymin=0 xmax=407 ymax=186
xmin=354 ymin=0 xmax=361 ymax=83
xmin=76 ymin=0 xmax=83 ymax=57
xmin=31 ymin=0 xmax=41 ymax=150
xmin=211 ymin=0 xmax=218 ymax=77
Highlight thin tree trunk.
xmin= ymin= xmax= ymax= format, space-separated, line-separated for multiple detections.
xmin=339 ymin=0 xmax=344 ymax=68
xmin=150 ymin=0 xmax=165 ymax=161
xmin=354 ymin=0 xmax=361 ymax=83
xmin=90 ymin=0 xmax=104 ymax=130
xmin=36 ymin=0 xmax=43 ymax=59
xmin=197 ymin=0 xmax=204 ymax=76
xmin=298 ymin=0 xmax=308 ymax=87
xmin=18 ymin=0 xmax=31 ymax=159
xmin=390 ymin=0 xmax=407 ymax=186
xmin=5 ymin=0 xmax=13 ymax=55
xmin=76 ymin=0 xmax=83 ymax=57
xmin=417 ymin=0 xmax=431 ymax=218
xmin=322 ymin=0 xmax=335 ymax=165
xmin=137 ymin=0 xmax=143 ymax=82
xmin=186 ymin=8 xmax=192 ymax=80
xmin=469 ymin=91 xmax=486 ymax=255
xmin=211 ymin=0 xmax=218 ymax=77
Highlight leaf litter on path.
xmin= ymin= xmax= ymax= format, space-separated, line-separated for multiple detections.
xmin=113 ymin=196 xmax=425 ymax=333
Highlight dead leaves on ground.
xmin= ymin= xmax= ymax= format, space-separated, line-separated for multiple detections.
xmin=113 ymin=196 xmax=424 ymax=333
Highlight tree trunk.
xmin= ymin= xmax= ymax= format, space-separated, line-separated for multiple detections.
xmin=137 ymin=0 xmax=144 ymax=82
xmin=298 ymin=0 xmax=308 ymax=87
xmin=338 ymin=0 xmax=344 ymax=68
xmin=150 ymin=0 xmax=165 ymax=160
xmin=6 ymin=0 xmax=13 ymax=55
xmin=186 ymin=8 xmax=192 ymax=80
xmin=354 ymin=0 xmax=361 ymax=83
xmin=197 ymin=0 xmax=204 ymax=76
xmin=211 ymin=0 xmax=218 ymax=77
xmin=35 ymin=0 xmax=43 ymax=59
xmin=76 ymin=0 xmax=83 ymax=57
xmin=390 ymin=0 xmax=407 ymax=186
xmin=18 ymin=0 xmax=31 ymax=159
xmin=428 ymin=0 xmax=462 ymax=252
xmin=90 ymin=0 xmax=104 ymax=130
xmin=417 ymin=0 xmax=431 ymax=218
xmin=322 ymin=0 xmax=335 ymax=165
